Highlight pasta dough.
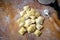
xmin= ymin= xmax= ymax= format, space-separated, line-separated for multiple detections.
xmin=34 ymin=30 xmax=41 ymax=36
xmin=36 ymin=24 xmax=43 ymax=30
xmin=20 ymin=11 xmax=26 ymax=17
xmin=17 ymin=5 xmax=45 ymax=37
xmin=27 ymin=24 xmax=36 ymax=33
xmin=35 ymin=11 xmax=40 ymax=17
xmin=36 ymin=16 xmax=44 ymax=24
xmin=18 ymin=27 xmax=26 ymax=35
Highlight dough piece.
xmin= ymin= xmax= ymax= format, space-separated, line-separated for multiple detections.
xmin=26 ymin=8 xmax=35 ymax=16
xmin=18 ymin=27 xmax=26 ymax=35
xmin=36 ymin=24 xmax=43 ymax=30
xmin=20 ymin=17 xmax=25 ymax=22
xmin=20 ymin=11 xmax=26 ymax=17
xmin=19 ymin=22 xmax=24 ymax=27
xmin=16 ymin=17 xmax=25 ymax=24
xmin=23 ymin=6 xmax=30 ymax=11
xmin=30 ymin=8 xmax=35 ymax=16
xmin=24 ymin=14 xmax=29 ymax=20
xmin=35 ymin=12 xmax=40 ymax=17
xmin=30 ymin=16 xmax=36 ymax=19
xmin=36 ymin=16 xmax=44 ymax=24
xmin=34 ymin=30 xmax=41 ymax=36
xmin=24 ymin=24 xmax=29 ymax=28
xmin=31 ymin=19 xmax=36 ymax=23
xmin=27 ymin=24 xmax=36 ymax=33
xmin=25 ymin=19 xmax=32 ymax=26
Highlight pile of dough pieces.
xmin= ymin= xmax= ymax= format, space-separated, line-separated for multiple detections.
xmin=17 ymin=6 xmax=44 ymax=36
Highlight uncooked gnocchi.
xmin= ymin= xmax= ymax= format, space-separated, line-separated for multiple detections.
xmin=25 ymin=19 xmax=32 ymax=26
xmin=36 ymin=24 xmax=43 ymax=30
xmin=35 ymin=11 xmax=40 ymax=17
xmin=18 ymin=27 xmax=26 ymax=35
xmin=23 ymin=6 xmax=30 ymax=11
xmin=36 ymin=16 xmax=44 ymax=24
xmin=24 ymin=14 xmax=29 ymax=20
xmin=34 ymin=30 xmax=41 ymax=36
xmin=27 ymin=24 xmax=36 ymax=33
xmin=19 ymin=22 xmax=24 ymax=27
xmin=24 ymin=23 xmax=29 ymax=28
xmin=16 ymin=5 xmax=45 ymax=37
xmin=20 ymin=11 xmax=26 ymax=17
xmin=31 ymin=19 xmax=36 ymax=23
xmin=30 ymin=16 xmax=36 ymax=19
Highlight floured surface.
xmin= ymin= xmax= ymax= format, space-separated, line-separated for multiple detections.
xmin=0 ymin=0 xmax=60 ymax=40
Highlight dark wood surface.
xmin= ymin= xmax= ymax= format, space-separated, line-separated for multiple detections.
xmin=0 ymin=0 xmax=60 ymax=40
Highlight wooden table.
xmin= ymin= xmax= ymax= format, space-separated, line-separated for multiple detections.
xmin=0 ymin=0 xmax=60 ymax=40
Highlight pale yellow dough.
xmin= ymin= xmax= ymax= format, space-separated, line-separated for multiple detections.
xmin=34 ymin=30 xmax=41 ymax=36
xmin=18 ymin=27 xmax=26 ymax=35
xmin=27 ymin=24 xmax=36 ymax=33
xmin=17 ymin=6 xmax=44 ymax=36
xmin=36 ymin=24 xmax=43 ymax=30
